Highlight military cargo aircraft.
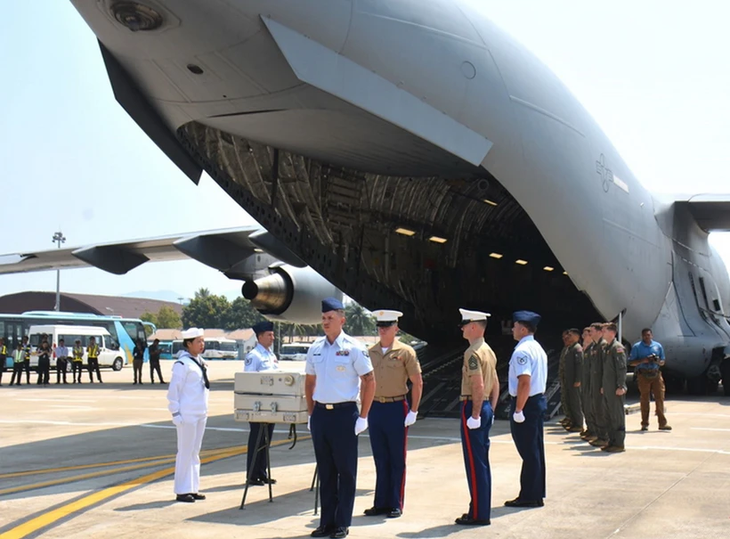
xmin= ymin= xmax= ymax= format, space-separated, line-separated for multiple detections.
xmin=16 ymin=1 xmax=730 ymax=392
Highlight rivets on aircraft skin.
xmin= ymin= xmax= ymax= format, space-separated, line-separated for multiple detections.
xmin=461 ymin=61 xmax=476 ymax=80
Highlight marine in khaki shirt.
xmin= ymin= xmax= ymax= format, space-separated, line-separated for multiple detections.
xmin=364 ymin=310 xmax=423 ymax=519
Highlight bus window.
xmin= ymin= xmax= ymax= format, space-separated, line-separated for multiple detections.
xmin=220 ymin=341 xmax=238 ymax=352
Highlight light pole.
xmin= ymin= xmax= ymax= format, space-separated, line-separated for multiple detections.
xmin=52 ymin=231 xmax=66 ymax=311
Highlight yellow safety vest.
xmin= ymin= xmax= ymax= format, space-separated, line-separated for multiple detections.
xmin=88 ymin=344 xmax=99 ymax=359
xmin=73 ymin=346 xmax=84 ymax=362
xmin=0 ymin=345 xmax=6 ymax=356
xmin=14 ymin=350 xmax=24 ymax=364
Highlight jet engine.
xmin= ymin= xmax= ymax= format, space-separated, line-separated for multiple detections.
xmin=242 ymin=265 xmax=340 ymax=325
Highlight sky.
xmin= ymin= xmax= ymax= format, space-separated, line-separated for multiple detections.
xmin=1 ymin=0 xmax=728 ymax=302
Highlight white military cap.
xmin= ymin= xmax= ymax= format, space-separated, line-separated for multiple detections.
xmin=459 ymin=308 xmax=491 ymax=325
xmin=374 ymin=309 xmax=403 ymax=326
xmin=180 ymin=327 xmax=204 ymax=339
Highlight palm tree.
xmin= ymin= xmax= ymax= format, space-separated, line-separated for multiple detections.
xmin=345 ymin=302 xmax=375 ymax=336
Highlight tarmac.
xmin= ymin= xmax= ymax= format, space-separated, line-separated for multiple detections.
xmin=1 ymin=360 xmax=729 ymax=539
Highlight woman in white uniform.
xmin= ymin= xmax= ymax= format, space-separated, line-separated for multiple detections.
xmin=167 ymin=327 xmax=210 ymax=503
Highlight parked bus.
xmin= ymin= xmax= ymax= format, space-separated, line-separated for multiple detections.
xmin=0 ymin=311 xmax=155 ymax=370
xmin=171 ymin=337 xmax=239 ymax=360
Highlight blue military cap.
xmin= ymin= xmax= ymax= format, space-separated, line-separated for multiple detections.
xmin=513 ymin=310 xmax=541 ymax=326
xmin=252 ymin=320 xmax=274 ymax=335
xmin=322 ymin=297 xmax=344 ymax=312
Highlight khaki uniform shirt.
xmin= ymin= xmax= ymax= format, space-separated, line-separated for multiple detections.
xmin=369 ymin=339 xmax=421 ymax=398
xmin=461 ymin=338 xmax=498 ymax=396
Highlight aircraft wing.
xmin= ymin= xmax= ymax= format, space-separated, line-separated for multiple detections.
xmin=0 ymin=227 xmax=306 ymax=278
xmin=678 ymin=194 xmax=730 ymax=232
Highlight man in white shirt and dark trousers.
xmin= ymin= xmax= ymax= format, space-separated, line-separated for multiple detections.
xmin=55 ymin=339 xmax=69 ymax=384
xmin=505 ymin=311 xmax=548 ymax=509
xmin=167 ymin=327 xmax=209 ymax=503
xmin=244 ymin=320 xmax=279 ymax=486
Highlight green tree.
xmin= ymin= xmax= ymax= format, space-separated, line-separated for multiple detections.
xmin=140 ymin=312 xmax=156 ymax=337
xmin=344 ymin=302 xmax=375 ymax=336
xmin=182 ymin=288 xmax=231 ymax=328
xmin=156 ymin=306 xmax=182 ymax=329
xmin=225 ymin=297 xmax=266 ymax=330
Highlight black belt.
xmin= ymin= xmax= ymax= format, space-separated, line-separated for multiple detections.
xmin=315 ymin=401 xmax=356 ymax=410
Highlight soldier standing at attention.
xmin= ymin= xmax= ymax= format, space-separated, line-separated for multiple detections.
xmin=55 ymin=338 xmax=69 ymax=385
xmin=505 ymin=311 xmax=548 ymax=509
xmin=133 ymin=339 xmax=145 ymax=385
xmin=629 ymin=328 xmax=671 ymax=432
xmin=0 ymin=338 xmax=7 ymax=386
xmin=22 ymin=335 xmax=32 ymax=385
xmin=558 ymin=331 xmax=572 ymax=429
xmin=72 ymin=339 xmax=85 ymax=383
xmin=87 ymin=336 xmax=103 ymax=383
xmin=588 ymin=323 xmax=609 ymax=449
xmin=563 ymin=329 xmax=584 ymax=433
xmin=244 ymin=320 xmax=279 ymax=486
xmin=601 ymin=323 xmax=627 ymax=452
xmin=364 ymin=310 xmax=423 ymax=519
xmin=580 ymin=327 xmax=596 ymax=441
xmin=167 ymin=327 xmax=209 ymax=503
xmin=305 ymin=297 xmax=375 ymax=539
xmin=455 ymin=309 xmax=499 ymax=526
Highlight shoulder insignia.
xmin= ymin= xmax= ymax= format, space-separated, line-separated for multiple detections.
xmin=468 ymin=355 xmax=478 ymax=370
xmin=517 ymin=356 xmax=528 ymax=365
xmin=616 ymin=345 xmax=625 ymax=353
xmin=362 ymin=349 xmax=369 ymax=358
xmin=245 ymin=357 xmax=252 ymax=365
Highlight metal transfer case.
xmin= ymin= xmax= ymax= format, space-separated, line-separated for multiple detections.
xmin=234 ymin=371 xmax=308 ymax=424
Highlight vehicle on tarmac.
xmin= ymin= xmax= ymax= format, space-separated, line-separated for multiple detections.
xmin=28 ymin=324 xmax=125 ymax=371
xmin=0 ymin=311 xmax=153 ymax=370
xmin=172 ymin=337 xmax=239 ymax=360
xmin=279 ymin=343 xmax=311 ymax=361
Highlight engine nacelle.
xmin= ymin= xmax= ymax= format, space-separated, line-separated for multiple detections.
xmin=242 ymin=265 xmax=341 ymax=325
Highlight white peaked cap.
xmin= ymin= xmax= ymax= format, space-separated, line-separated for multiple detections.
xmin=181 ymin=327 xmax=204 ymax=339
xmin=373 ymin=309 xmax=404 ymax=323
xmin=459 ymin=308 xmax=491 ymax=322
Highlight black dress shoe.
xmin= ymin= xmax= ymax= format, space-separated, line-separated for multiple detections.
xmin=387 ymin=508 xmax=402 ymax=518
xmin=247 ymin=478 xmax=265 ymax=486
xmin=504 ymin=497 xmax=544 ymax=508
xmin=329 ymin=527 xmax=349 ymax=538
xmin=261 ymin=477 xmax=277 ymax=484
xmin=310 ymin=525 xmax=335 ymax=537
xmin=191 ymin=493 xmax=206 ymax=500
xmin=455 ymin=515 xmax=490 ymax=526
xmin=176 ymin=494 xmax=195 ymax=503
xmin=363 ymin=507 xmax=389 ymax=516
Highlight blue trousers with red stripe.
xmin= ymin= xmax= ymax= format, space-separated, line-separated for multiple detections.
xmin=460 ymin=400 xmax=494 ymax=521
xmin=368 ymin=400 xmax=409 ymax=510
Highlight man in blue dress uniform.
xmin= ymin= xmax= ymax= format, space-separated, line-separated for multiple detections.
xmin=456 ymin=308 xmax=500 ymax=526
xmin=244 ymin=320 xmax=279 ymax=486
xmin=364 ymin=309 xmax=423 ymax=519
xmin=305 ymin=297 xmax=376 ymax=539
xmin=505 ymin=310 xmax=548 ymax=508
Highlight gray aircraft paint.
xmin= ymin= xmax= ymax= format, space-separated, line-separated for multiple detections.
xmin=67 ymin=0 xmax=730 ymax=381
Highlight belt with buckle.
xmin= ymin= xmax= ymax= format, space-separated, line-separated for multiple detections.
xmin=375 ymin=395 xmax=406 ymax=403
xmin=459 ymin=395 xmax=473 ymax=401
xmin=315 ymin=401 xmax=356 ymax=410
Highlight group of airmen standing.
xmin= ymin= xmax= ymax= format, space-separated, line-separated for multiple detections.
xmin=559 ymin=323 xmax=671 ymax=453
xmin=0 ymin=335 xmax=103 ymax=386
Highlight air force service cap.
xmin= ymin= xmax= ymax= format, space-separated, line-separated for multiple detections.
xmin=459 ymin=308 xmax=491 ymax=325
xmin=181 ymin=327 xmax=204 ymax=339
xmin=252 ymin=320 xmax=274 ymax=335
xmin=322 ymin=297 xmax=344 ymax=312
xmin=513 ymin=310 xmax=541 ymax=327
xmin=373 ymin=309 xmax=403 ymax=327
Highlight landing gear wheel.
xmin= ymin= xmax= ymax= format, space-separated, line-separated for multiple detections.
xmin=112 ymin=357 xmax=123 ymax=371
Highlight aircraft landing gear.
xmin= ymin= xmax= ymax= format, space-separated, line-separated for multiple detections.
xmin=720 ymin=358 xmax=730 ymax=397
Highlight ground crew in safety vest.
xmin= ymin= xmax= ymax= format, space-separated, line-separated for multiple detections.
xmin=72 ymin=340 xmax=85 ymax=383
xmin=87 ymin=337 xmax=102 ymax=383
xmin=10 ymin=343 xmax=25 ymax=386
xmin=0 ymin=338 xmax=7 ymax=386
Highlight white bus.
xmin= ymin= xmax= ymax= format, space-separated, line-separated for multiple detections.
xmin=172 ymin=338 xmax=239 ymax=360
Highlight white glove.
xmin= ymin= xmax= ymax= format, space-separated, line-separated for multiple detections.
xmin=307 ymin=415 xmax=311 ymax=431
xmin=466 ymin=416 xmax=481 ymax=429
xmin=513 ymin=410 xmax=526 ymax=423
xmin=404 ymin=410 xmax=418 ymax=427
xmin=354 ymin=417 xmax=369 ymax=435
xmin=172 ymin=414 xmax=183 ymax=426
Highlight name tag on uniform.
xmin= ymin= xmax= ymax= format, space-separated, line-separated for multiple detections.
xmin=335 ymin=350 xmax=350 ymax=356
xmin=336 ymin=365 xmax=346 ymax=371
xmin=313 ymin=353 xmax=322 ymax=356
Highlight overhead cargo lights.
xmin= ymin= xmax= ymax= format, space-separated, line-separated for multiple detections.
xmin=543 ymin=266 xmax=554 ymax=272
xmin=515 ymin=259 xmax=528 ymax=265
xmin=489 ymin=253 xmax=503 ymax=259
xmin=563 ymin=271 xmax=569 ymax=276
xmin=395 ymin=227 xmax=416 ymax=237
xmin=429 ymin=236 xmax=448 ymax=244
xmin=482 ymin=198 xmax=498 ymax=206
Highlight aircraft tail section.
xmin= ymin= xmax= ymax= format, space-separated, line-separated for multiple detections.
xmin=677 ymin=194 xmax=730 ymax=232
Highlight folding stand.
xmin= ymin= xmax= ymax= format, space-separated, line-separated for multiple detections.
xmin=239 ymin=425 xmax=273 ymax=509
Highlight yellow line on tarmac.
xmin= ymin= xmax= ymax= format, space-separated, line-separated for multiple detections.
xmin=0 ymin=437 xmax=306 ymax=539
xmin=0 ymin=447 xmax=237 ymax=480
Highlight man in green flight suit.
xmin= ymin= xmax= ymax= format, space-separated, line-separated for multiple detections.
xmin=601 ymin=323 xmax=627 ymax=453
